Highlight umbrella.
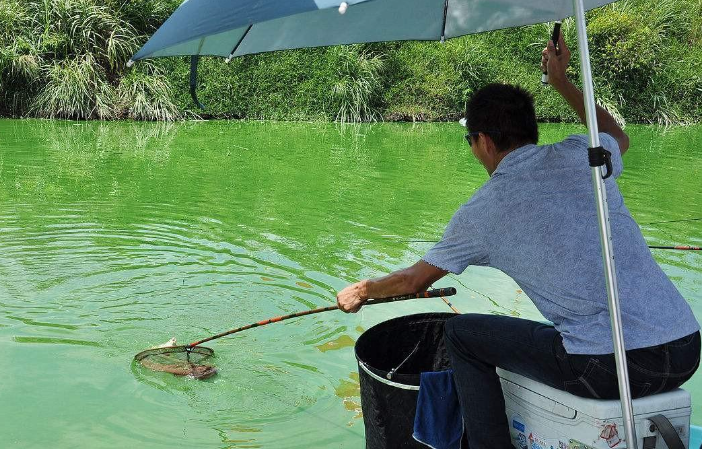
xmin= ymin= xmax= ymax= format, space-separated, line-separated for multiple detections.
xmin=129 ymin=0 xmax=640 ymax=446
xmin=128 ymin=0 xmax=615 ymax=62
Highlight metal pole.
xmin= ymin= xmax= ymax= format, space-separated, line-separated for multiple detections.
xmin=572 ymin=0 xmax=638 ymax=447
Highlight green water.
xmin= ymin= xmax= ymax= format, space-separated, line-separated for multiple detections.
xmin=0 ymin=119 xmax=700 ymax=448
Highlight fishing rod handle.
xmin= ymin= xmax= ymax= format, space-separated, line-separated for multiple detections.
xmin=188 ymin=288 xmax=457 ymax=347
xmin=649 ymin=245 xmax=701 ymax=251
xmin=366 ymin=287 xmax=457 ymax=305
xmin=542 ymin=21 xmax=562 ymax=85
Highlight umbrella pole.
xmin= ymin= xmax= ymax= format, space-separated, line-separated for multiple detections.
xmin=572 ymin=0 xmax=638 ymax=447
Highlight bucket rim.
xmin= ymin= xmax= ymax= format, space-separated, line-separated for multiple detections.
xmin=358 ymin=360 xmax=421 ymax=390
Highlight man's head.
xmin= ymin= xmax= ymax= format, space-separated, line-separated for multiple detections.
xmin=464 ymin=83 xmax=538 ymax=174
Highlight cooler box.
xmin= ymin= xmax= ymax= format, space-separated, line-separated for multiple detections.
xmin=498 ymin=368 xmax=691 ymax=449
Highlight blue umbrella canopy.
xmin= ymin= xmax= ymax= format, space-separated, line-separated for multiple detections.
xmin=130 ymin=0 xmax=616 ymax=63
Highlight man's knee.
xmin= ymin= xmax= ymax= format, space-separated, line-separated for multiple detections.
xmin=444 ymin=314 xmax=484 ymax=349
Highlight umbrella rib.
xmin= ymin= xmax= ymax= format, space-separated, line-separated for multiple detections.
xmin=441 ymin=0 xmax=449 ymax=42
xmin=226 ymin=24 xmax=254 ymax=62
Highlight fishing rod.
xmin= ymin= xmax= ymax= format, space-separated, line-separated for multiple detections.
xmin=134 ymin=288 xmax=459 ymax=380
xmin=187 ymin=287 xmax=457 ymax=347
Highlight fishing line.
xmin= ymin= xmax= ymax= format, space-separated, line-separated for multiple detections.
xmin=641 ymin=217 xmax=702 ymax=226
xmin=431 ymin=283 xmax=461 ymax=313
xmin=390 ymin=236 xmax=701 ymax=251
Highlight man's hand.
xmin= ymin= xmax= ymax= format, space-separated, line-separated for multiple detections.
xmin=336 ymin=261 xmax=448 ymax=314
xmin=541 ymin=30 xmax=629 ymax=154
xmin=541 ymin=31 xmax=571 ymax=89
xmin=337 ymin=280 xmax=369 ymax=313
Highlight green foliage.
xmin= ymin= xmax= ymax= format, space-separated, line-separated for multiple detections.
xmin=103 ymin=0 xmax=179 ymax=34
xmin=0 ymin=0 xmax=29 ymax=37
xmin=30 ymin=54 xmax=115 ymax=119
xmin=0 ymin=0 xmax=700 ymax=123
xmin=587 ymin=0 xmax=702 ymax=124
xmin=28 ymin=0 xmax=139 ymax=68
xmin=331 ymin=46 xmax=384 ymax=123
xmin=0 ymin=0 xmax=178 ymax=118
xmin=117 ymin=64 xmax=180 ymax=121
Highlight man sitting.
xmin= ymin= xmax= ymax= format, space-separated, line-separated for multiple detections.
xmin=336 ymin=33 xmax=700 ymax=448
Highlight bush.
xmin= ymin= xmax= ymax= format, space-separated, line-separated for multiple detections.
xmin=331 ymin=46 xmax=384 ymax=122
xmin=0 ymin=0 xmax=700 ymax=123
xmin=117 ymin=64 xmax=180 ymax=121
xmin=30 ymin=54 xmax=115 ymax=119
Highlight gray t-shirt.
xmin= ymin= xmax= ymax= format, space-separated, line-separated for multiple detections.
xmin=423 ymin=133 xmax=699 ymax=355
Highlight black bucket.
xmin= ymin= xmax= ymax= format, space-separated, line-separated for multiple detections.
xmin=355 ymin=312 xmax=456 ymax=449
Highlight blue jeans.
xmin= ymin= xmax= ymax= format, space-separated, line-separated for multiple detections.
xmin=443 ymin=314 xmax=701 ymax=449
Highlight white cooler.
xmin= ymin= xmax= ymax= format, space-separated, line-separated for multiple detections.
xmin=498 ymin=368 xmax=691 ymax=449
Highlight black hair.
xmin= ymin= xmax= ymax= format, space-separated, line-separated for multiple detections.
xmin=465 ymin=83 xmax=538 ymax=152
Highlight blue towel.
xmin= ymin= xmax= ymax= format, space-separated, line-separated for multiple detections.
xmin=413 ymin=369 xmax=464 ymax=449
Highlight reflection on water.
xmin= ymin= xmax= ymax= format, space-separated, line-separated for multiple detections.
xmin=0 ymin=119 xmax=700 ymax=448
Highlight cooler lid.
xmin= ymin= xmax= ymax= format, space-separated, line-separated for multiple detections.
xmin=498 ymin=369 xmax=691 ymax=420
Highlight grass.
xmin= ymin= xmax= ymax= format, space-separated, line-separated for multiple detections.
xmin=331 ymin=47 xmax=384 ymax=123
xmin=0 ymin=0 xmax=700 ymax=123
xmin=30 ymin=54 xmax=115 ymax=119
xmin=117 ymin=64 xmax=181 ymax=121
xmin=0 ymin=0 xmax=178 ymax=119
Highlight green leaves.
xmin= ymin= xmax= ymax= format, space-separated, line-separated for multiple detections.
xmin=30 ymin=54 xmax=115 ymax=119
xmin=0 ymin=0 xmax=176 ymax=119
xmin=117 ymin=64 xmax=180 ymax=121
xmin=0 ymin=0 xmax=700 ymax=123
xmin=331 ymin=46 xmax=384 ymax=123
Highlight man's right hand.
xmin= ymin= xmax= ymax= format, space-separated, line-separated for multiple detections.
xmin=541 ymin=31 xmax=571 ymax=89
xmin=337 ymin=280 xmax=369 ymax=313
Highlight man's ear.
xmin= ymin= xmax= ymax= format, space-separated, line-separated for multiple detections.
xmin=481 ymin=133 xmax=499 ymax=155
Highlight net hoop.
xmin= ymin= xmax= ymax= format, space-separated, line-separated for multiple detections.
xmin=134 ymin=345 xmax=214 ymax=362
xmin=134 ymin=345 xmax=217 ymax=380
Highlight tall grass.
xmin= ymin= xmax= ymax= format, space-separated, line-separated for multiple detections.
xmin=0 ymin=0 xmax=700 ymax=123
xmin=117 ymin=64 xmax=181 ymax=121
xmin=332 ymin=47 xmax=384 ymax=123
xmin=0 ymin=0 xmax=178 ymax=119
xmin=30 ymin=54 xmax=115 ymax=119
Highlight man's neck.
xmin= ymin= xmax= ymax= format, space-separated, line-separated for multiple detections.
xmin=491 ymin=141 xmax=532 ymax=175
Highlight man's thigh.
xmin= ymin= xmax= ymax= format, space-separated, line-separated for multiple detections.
xmin=445 ymin=313 xmax=575 ymax=389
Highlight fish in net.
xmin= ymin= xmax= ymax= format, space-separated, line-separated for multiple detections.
xmin=134 ymin=340 xmax=217 ymax=380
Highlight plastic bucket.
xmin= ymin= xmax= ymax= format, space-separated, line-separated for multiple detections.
xmin=355 ymin=312 xmax=456 ymax=448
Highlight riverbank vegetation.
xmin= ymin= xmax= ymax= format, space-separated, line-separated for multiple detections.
xmin=1 ymin=0 xmax=700 ymax=124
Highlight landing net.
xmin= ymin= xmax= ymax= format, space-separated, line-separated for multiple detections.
xmin=134 ymin=345 xmax=217 ymax=379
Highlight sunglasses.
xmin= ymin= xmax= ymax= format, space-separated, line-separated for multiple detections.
xmin=465 ymin=131 xmax=501 ymax=143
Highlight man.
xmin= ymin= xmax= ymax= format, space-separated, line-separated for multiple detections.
xmin=336 ymin=33 xmax=700 ymax=448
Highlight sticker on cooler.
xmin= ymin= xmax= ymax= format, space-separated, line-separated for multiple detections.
xmin=516 ymin=433 xmax=528 ymax=449
xmin=529 ymin=431 xmax=547 ymax=449
xmin=512 ymin=415 xmax=528 ymax=449
xmin=599 ymin=423 xmax=622 ymax=448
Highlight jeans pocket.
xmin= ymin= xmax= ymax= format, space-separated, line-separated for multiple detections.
xmin=564 ymin=358 xmax=652 ymax=400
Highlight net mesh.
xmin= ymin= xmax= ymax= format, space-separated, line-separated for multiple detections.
xmin=134 ymin=346 xmax=217 ymax=379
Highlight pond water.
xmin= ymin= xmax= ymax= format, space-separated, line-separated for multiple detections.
xmin=0 ymin=119 xmax=700 ymax=448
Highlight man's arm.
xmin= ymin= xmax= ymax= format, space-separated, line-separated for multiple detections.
xmin=542 ymin=33 xmax=630 ymax=155
xmin=336 ymin=260 xmax=448 ymax=313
